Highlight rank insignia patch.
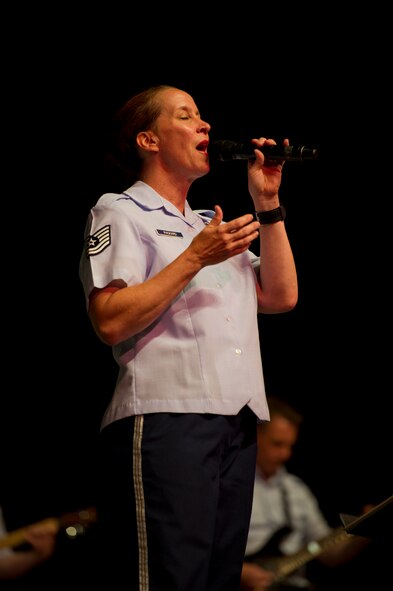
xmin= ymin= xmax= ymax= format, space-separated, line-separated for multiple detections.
xmin=85 ymin=225 xmax=111 ymax=257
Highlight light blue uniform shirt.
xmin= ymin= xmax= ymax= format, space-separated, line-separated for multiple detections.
xmin=0 ymin=506 xmax=12 ymax=556
xmin=246 ymin=467 xmax=331 ymax=557
xmin=79 ymin=181 xmax=270 ymax=429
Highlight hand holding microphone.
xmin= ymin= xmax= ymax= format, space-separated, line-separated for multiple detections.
xmin=209 ymin=140 xmax=318 ymax=162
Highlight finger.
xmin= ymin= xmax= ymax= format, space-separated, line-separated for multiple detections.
xmin=225 ymin=214 xmax=258 ymax=233
xmin=208 ymin=204 xmax=223 ymax=227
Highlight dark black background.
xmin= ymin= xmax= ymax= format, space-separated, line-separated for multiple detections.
xmin=2 ymin=19 xmax=392 ymax=588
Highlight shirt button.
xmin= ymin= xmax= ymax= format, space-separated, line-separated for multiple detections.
xmin=235 ymin=348 xmax=242 ymax=355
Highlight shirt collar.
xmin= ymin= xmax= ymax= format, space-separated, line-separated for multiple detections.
xmin=123 ymin=180 xmax=202 ymax=226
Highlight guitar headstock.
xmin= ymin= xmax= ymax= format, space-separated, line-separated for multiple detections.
xmin=59 ymin=506 xmax=97 ymax=539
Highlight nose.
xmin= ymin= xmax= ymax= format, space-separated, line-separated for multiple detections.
xmin=199 ymin=118 xmax=211 ymax=133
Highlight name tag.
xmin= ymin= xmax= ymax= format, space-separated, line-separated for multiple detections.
xmin=155 ymin=229 xmax=183 ymax=238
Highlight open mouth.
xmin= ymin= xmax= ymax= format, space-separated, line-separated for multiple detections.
xmin=196 ymin=140 xmax=209 ymax=154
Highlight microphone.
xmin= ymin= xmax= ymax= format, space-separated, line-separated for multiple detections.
xmin=209 ymin=140 xmax=318 ymax=162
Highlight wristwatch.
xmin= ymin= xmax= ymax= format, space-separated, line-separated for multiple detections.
xmin=255 ymin=205 xmax=286 ymax=224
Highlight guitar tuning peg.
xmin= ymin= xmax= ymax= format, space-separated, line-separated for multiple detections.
xmin=65 ymin=523 xmax=87 ymax=539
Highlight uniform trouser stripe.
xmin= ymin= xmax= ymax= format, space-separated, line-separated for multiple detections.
xmin=133 ymin=415 xmax=149 ymax=590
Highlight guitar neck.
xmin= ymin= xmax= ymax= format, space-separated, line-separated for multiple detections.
xmin=0 ymin=517 xmax=60 ymax=550
xmin=0 ymin=507 xmax=97 ymax=550
xmin=273 ymin=526 xmax=351 ymax=581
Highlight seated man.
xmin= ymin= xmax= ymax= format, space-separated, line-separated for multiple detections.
xmin=241 ymin=396 xmax=371 ymax=591
xmin=0 ymin=505 xmax=57 ymax=580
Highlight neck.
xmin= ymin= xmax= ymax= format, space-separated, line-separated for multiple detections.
xmin=140 ymin=169 xmax=191 ymax=214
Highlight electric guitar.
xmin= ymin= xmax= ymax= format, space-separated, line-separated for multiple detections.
xmin=249 ymin=525 xmax=351 ymax=589
xmin=0 ymin=506 xmax=97 ymax=549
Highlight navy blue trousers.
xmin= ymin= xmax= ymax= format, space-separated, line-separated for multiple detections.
xmin=96 ymin=407 xmax=257 ymax=590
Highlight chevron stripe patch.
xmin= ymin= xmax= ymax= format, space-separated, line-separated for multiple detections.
xmin=85 ymin=225 xmax=111 ymax=257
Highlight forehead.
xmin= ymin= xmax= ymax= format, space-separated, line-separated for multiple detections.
xmin=159 ymin=88 xmax=197 ymax=112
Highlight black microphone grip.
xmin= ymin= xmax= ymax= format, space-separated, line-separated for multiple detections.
xmin=209 ymin=140 xmax=318 ymax=162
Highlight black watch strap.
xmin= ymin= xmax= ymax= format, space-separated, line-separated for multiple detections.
xmin=256 ymin=205 xmax=286 ymax=224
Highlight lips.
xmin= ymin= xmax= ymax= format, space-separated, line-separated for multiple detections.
xmin=196 ymin=140 xmax=209 ymax=153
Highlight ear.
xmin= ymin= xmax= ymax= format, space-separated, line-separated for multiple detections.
xmin=136 ymin=131 xmax=159 ymax=153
